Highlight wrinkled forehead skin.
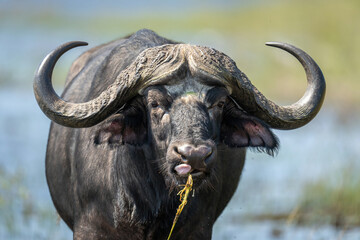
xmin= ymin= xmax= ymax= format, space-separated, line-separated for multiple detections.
xmin=134 ymin=44 xmax=249 ymax=95
xmin=163 ymin=78 xmax=216 ymax=100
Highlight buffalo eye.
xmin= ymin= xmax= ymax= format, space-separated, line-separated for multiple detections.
xmin=217 ymin=101 xmax=225 ymax=108
xmin=150 ymin=101 xmax=159 ymax=108
xmin=207 ymin=101 xmax=225 ymax=110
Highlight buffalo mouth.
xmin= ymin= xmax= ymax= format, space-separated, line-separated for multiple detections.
xmin=175 ymin=164 xmax=206 ymax=176
xmin=172 ymin=163 xmax=208 ymax=185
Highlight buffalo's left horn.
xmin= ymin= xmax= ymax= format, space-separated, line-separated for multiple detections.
xmin=232 ymin=42 xmax=326 ymax=130
xmin=34 ymin=41 xmax=141 ymax=128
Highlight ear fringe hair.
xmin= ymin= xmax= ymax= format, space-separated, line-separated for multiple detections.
xmin=250 ymin=135 xmax=280 ymax=157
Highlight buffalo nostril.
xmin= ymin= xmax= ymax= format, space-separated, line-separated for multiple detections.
xmin=177 ymin=144 xmax=193 ymax=158
xmin=173 ymin=146 xmax=188 ymax=162
xmin=198 ymin=145 xmax=212 ymax=159
xmin=176 ymin=144 xmax=213 ymax=165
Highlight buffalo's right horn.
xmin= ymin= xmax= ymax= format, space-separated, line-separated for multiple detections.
xmin=34 ymin=41 xmax=141 ymax=128
xmin=231 ymin=42 xmax=326 ymax=130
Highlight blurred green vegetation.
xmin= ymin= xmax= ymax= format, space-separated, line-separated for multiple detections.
xmin=2 ymin=0 xmax=358 ymax=109
xmin=0 ymin=166 xmax=33 ymax=232
xmin=249 ymin=163 xmax=360 ymax=229
xmin=296 ymin=165 xmax=360 ymax=229
xmin=0 ymin=166 xmax=59 ymax=234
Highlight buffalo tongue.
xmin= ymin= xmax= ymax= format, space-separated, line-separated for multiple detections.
xmin=174 ymin=164 xmax=191 ymax=175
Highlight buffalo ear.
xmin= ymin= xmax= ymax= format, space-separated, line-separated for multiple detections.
xmin=94 ymin=108 xmax=147 ymax=146
xmin=221 ymin=114 xmax=279 ymax=155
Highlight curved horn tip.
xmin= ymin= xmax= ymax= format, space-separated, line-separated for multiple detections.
xmin=73 ymin=41 xmax=88 ymax=46
xmin=265 ymin=41 xmax=289 ymax=48
xmin=65 ymin=41 xmax=88 ymax=46
xmin=51 ymin=41 xmax=89 ymax=53
xmin=61 ymin=41 xmax=89 ymax=48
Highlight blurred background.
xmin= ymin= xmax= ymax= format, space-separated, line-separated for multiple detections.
xmin=0 ymin=0 xmax=359 ymax=239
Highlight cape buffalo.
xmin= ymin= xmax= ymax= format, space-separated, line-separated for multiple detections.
xmin=34 ymin=29 xmax=325 ymax=239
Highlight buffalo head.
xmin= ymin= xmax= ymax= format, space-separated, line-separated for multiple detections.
xmin=34 ymin=42 xmax=324 ymax=189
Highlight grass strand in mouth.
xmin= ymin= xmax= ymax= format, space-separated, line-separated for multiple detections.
xmin=167 ymin=174 xmax=193 ymax=240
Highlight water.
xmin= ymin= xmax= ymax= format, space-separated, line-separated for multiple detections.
xmin=0 ymin=89 xmax=359 ymax=239
xmin=0 ymin=89 xmax=71 ymax=239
